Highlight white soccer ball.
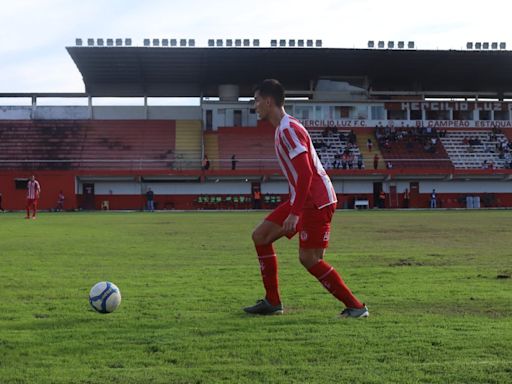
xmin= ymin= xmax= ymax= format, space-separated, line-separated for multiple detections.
xmin=89 ymin=281 xmax=122 ymax=314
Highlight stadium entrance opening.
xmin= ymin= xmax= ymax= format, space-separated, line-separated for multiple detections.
xmin=373 ymin=182 xmax=382 ymax=208
xmin=409 ymin=182 xmax=419 ymax=208
xmin=82 ymin=183 xmax=95 ymax=210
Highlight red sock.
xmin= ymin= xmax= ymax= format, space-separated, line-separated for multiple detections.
xmin=255 ymin=244 xmax=281 ymax=306
xmin=307 ymin=260 xmax=363 ymax=308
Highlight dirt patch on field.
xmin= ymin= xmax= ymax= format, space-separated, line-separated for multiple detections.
xmin=389 ymin=258 xmax=424 ymax=267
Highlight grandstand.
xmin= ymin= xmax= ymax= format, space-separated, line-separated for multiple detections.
xmin=1 ymin=41 xmax=512 ymax=210
xmin=440 ymin=130 xmax=511 ymax=169
xmin=0 ymin=120 xmax=177 ymax=170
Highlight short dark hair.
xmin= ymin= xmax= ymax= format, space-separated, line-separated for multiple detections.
xmin=254 ymin=79 xmax=285 ymax=107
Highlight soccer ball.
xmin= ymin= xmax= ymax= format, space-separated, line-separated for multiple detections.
xmin=89 ymin=281 xmax=122 ymax=313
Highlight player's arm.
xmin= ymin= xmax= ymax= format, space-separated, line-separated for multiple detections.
xmin=290 ymin=152 xmax=313 ymax=215
xmin=282 ymin=152 xmax=313 ymax=233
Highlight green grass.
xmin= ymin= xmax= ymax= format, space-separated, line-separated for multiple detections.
xmin=0 ymin=210 xmax=511 ymax=383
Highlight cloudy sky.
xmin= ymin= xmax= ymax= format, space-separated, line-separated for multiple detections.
xmin=0 ymin=0 xmax=509 ymax=94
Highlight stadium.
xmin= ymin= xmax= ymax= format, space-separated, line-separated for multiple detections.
xmin=1 ymin=38 xmax=512 ymax=211
xmin=1 ymin=34 xmax=512 ymax=384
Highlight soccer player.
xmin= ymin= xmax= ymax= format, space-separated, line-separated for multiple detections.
xmin=243 ymin=79 xmax=368 ymax=318
xmin=26 ymin=175 xmax=41 ymax=219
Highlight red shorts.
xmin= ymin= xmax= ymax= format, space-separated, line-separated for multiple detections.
xmin=26 ymin=198 xmax=38 ymax=207
xmin=265 ymin=200 xmax=336 ymax=249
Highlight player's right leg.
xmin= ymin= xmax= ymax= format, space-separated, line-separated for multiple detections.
xmin=244 ymin=203 xmax=291 ymax=315
xmin=299 ymin=204 xmax=368 ymax=318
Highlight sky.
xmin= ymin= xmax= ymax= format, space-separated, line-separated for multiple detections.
xmin=0 ymin=0 xmax=510 ymax=95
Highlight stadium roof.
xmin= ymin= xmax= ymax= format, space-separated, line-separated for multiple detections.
xmin=66 ymin=47 xmax=512 ymax=98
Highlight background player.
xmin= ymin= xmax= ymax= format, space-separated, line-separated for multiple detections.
xmin=26 ymin=175 xmax=41 ymax=219
xmin=244 ymin=79 xmax=368 ymax=318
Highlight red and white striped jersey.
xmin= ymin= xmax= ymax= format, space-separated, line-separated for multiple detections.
xmin=27 ymin=180 xmax=41 ymax=199
xmin=274 ymin=114 xmax=337 ymax=209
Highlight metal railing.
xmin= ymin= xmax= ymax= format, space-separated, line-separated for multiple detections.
xmin=2 ymin=157 xmax=510 ymax=170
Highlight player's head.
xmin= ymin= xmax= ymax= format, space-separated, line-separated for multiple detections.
xmin=30 ymin=175 xmax=35 ymax=181
xmin=253 ymin=79 xmax=285 ymax=119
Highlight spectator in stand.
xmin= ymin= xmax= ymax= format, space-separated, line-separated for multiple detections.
xmin=357 ymin=154 xmax=364 ymax=170
xmin=367 ymin=138 xmax=373 ymax=152
xmin=403 ymin=188 xmax=410 ymax=208
xmin=430 ymin=189 xmax=437 ymax=209
xmin=202 ymin=155 xmax=210 ymax=171
xmin=333 ymin=153 xmax=341 ymax=169
xmin=0 ymin=192 xmax=4 ymax=212
xmin=373 ymin=154 xmax=379 ymax=170
xmin=505 ymin=153 xmax=512 ymax=169
xmin=341 ymin=152 xmax=349 ymax=169
xmin=231 ymin=154 xmax=237 ymax=170
xmin=348 ymin=153 xmax=354 ymax=169
xmin=146 ymin=187 xmax=155 ymax=212
xmin=386 ymin=161 xmax=393 ymax=169
xmin=55 ymin=190 xmax=65 ymax=212
xmin=348 ymin=130 xmax=356 ymax=145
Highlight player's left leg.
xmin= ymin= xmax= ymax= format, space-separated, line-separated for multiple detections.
xmin=32 ymin=199 xmax=38 ymax=218
xmin=300 ymin=248 xmax=365 ymax=310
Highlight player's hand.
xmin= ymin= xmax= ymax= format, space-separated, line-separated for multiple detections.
xmin=283 ymin=214 xmax=299 ymax=234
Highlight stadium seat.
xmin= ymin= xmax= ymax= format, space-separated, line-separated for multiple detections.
xmin=439 ymin=130 xmax=510 ymax=169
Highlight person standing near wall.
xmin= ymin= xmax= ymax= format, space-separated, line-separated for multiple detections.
xmin=430 ymin=189 xmax=437 ymax=209
xmin=252 ymin=188 xmax=262 ymax=209
xmin=56 ymin=190 xmax=65 ymax=212
xmin=378 ymin=190 xmax=386 ymax=208
xmin=403 ymin=188 xmax=410 ymax=208
xmin=146 ymin=187 xmax=155 ymax=212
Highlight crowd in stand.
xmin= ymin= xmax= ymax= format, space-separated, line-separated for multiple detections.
xmin=477 ymin=128 xmax=512 ymax=169
xmin=455 ymin=127 xmax=512 ymax=169
xmin=312 ymin=128 xmax=364 ymax=170
xmin=375 ymin=123 xmax=446 ymax=155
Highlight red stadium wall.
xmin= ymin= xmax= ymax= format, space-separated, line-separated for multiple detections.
xmin=2 ymin=169 xmax=512 ymax=210
xmin=75 ymin=194 xmax=259 ymax=210
xmin=0 ymin=171 xmax=76 ymax=211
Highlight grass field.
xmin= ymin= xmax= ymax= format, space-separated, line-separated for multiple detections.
xmin=0 ymin=210 xmax=511 ymax=383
